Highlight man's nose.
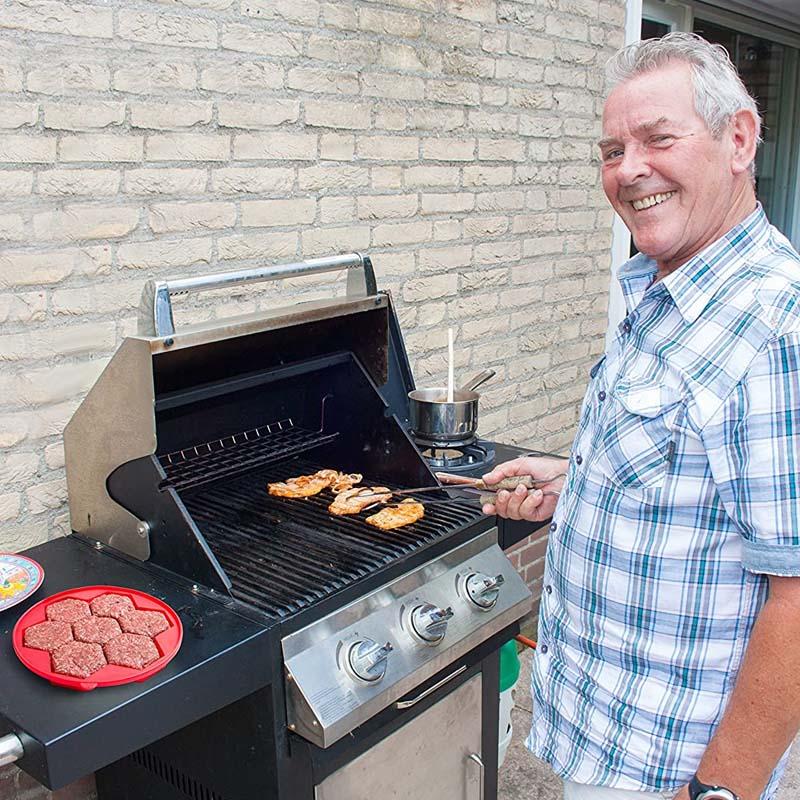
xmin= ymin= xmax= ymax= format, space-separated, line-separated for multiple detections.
xmin=616 ymin=145 xmax=652 ymax=185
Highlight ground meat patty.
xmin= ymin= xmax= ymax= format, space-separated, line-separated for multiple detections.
xmin=46 ymin=598 xmax=91 ymax=623
xmin=105 ymin=633 xmax=160 ymax=669
xmin=73 ymin=615 xmax=122 ymax=645
xmin=89 ymin=593 xmax=135 ymax=619
xmin=51 ymin=641 xmax=107 ymax=679
xmin=23 ymin=620 xmax=73 ymax=652
xmin=119 ymin=609 xmax=169 ymax=637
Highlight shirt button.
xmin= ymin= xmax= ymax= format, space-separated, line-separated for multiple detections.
xmin=545 ymin=585 xmax=553 ymax=595
xmin=540 ymin=644 xmax=549 ymax=654
xmin=623 ymin=320 xmax=632 ymax=334
xmin=575 ymin=454 xmax=583 ymax=465
xmin=549 ymin=522 xmax=557 ymax=532
xmin=598 ymin=390 xmax=606 ymax=401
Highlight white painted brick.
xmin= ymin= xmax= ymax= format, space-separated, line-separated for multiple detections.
xmin=374 ymin=107 xmax=407 ymax=131
xmin=422 ymin=138 xmax=475 ymax=161
xmin=478 ymin=138 xmax=526 ymax=161
xmin=0 ymin=62 xmax=24 ymax=92
xmin=306 ymin=35 xmax=380 ymax=65
xmin=404 ymin=165 xmax=459 ymax=188
xmin=0 ymin=102 xmax=37 ymax=129
xmin=234 ymin=132 xmax=316 ymax=161
xmin=508 ymin=32 xmax=555 ymax=60
xmin=409 ymin=108 xmax=465 ymax=132
xmin=371 ymin=166 xmax=403 ymax=189
xmin=418 ymin=244 xmax=472 ymax=271
xmin=474 ymin=239 xmax=521 ymax=264
xmin=242 ymin=0 xmax=320 ymax=26
xmin=433 ymin=219 xmax=461 ymax=240
xmin=321 ymin=2 xmax=358 ymax=30
xmin=443 ymin=51 xmax=495 ymax=79
xmin=0 ymin=247 xmax=110 ymax=288
xmin=0 ymin=1 xmax=113 ymax=39
xmin=0 ymin=292 xmax=46 ymax=323
xmin=0 ymin=214 xmax=24 ymax=242
xmin=445 ymin=0 xmax=496 ymax=22
xmin=475 ymin=190 xmax=525 ymax=210
xmin=420 ymin=193 xmax=474 ymax=215
xmin=287 ymin=67 xmax=359 ymax=95
xmin=0 ymin=322 xmax=116 ymax=362
xmin=496 ymin=59 xmax=545 ymax=85
xmin=378 ymin=42 xmax=440 ymax=73
xmin=301 ymin=225 xmax=370 ymax=255
xmin=305 ymin=100 xmax=373 ymax=130
xmin=33 ymin=205 xmax=140 ymax=242
xmin=461 ymin=314 xmax=510 ymax=341
xmin=508 ymin=87 xmax=554 ymax=110
xmin=241 ymin=198 xmax=316 ymax=227
xmin=147 ymin=134 xmax=229 ymax=162
xmin=149 ymin=201 xmax=236 ymax=233
xmin=60 ymin=135 xmax=143 ymax=163
xmin=463 ymin=216 xmax=508 ymax=237
xmin=38 ymin=169 xmax=120 ymax=197
xmin=467 ymin=110 xmax=518 ymax=134
xmin=220 ymin=24 xmax=303 ymax=56
xmin=119 ymin=10 xmax=217 ymax=49
xmin=2 ymin=360 xmax=105 ymax=407
xmin=463 ymin=165 xmax=513 ymax=186
xmin=0 ymin=493 xmax=21 ymax=522
xmin=200 ymin=62 xmax=283 ymax=93
xmin=27 ymin=477 xmax=68 ymax=515
xmin=218 ymin=231 xmax=297 ymax=260
xmin=482 ymin=29 xmax=507 ymax=53
xmin=113 ymin=61 xmax=197 ymax=94
xmin=0 ymin=453 xmax=39 ymax=484
xmin=298 ymin=163 xmax=369 ymax=191
xmin=545 ymin=14 xmax=588 ymax=42
xmin=0 ymin=171 xmax=33 ymax=196
xmin=498 ymin=1 xmax=546 ymax=30
xmin=362 ymin=73 xmax=426 ymax=101
xmin=424 ymin=20 xmax=481 ymax=49
xmin=358 ymin=194 xmax=417 ymax=220
xmin=519 ymin=116 xmax=561 ymax=137
xmin=51 ymin=281 xmax=147 ymax=316
xmin=319 ymin=197 xmax=355 ymax=223
xmin=125 ymin=168 xmax=207 ymax=196
xmin=117 ymin=237 xmax=212 ymax=270
xmin=313 ymin=135 xmax=353 ymax=164
xmin=426 ymin=80 xmax=481 ymax=106
xmin=482 ymin=86 xmax=507 ymax=106
xmin=372 ymin=220 xmax=432 ymax=246
xmin=27 ymin=62 xmax=110 ymax=94
xmin=212 ymin=167 xmax=294 ymax=194
xmin=43 ymin=102 xmax=124 ymax=131
xmin=402 ymin=274 xmax=458 ymax=302
xmin=357 ymin=136 xmax=418 ymax=161
xmin=360 ymin=7 xmax=422 ymax=37
xmin=514 ymin=212 xmax=558 ymax=235
xmin=130 ymin=101 xmax=213 ymax=130
xmin=218 ymin=100 xmax=300 ymax=129
xmin=0 ymin=135 xmax=55 ymax=163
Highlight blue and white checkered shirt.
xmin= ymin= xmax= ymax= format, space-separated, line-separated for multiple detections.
xmin=526 ymin=205 xmax=800 ymax=797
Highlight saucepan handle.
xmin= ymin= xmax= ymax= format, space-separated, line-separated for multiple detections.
xmin=0 ymin=733 xmax=23 ymax=767
xmin=138 ymin=252 xmax=376 ymax=337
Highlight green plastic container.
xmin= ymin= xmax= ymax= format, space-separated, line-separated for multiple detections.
xmin=499 ymin=640 xmax=521 ymax=692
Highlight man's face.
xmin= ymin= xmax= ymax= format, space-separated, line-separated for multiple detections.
xmin=600 ymin=62 xmax=741 ymax=268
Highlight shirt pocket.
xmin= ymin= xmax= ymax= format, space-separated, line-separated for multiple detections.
xmin=595 ymin=381 xmax=683 ymax=491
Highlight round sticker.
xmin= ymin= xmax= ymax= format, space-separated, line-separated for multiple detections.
xmin=0 ymin=553 xmax=44 ymax=613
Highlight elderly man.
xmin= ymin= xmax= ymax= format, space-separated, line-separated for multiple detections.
xmin=483 ymin=33 xmax=800 ymax=800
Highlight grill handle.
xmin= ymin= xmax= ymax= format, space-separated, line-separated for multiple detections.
xmin=138 ymin=252 xmax=376 ymax=337
xmin=0 ymin=733 xmax=23 ymax=767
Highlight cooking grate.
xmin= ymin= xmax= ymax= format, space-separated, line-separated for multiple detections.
xmin=158 ymin=421 xmax=340 ymax=492
xmin=181 ymin=459 xmax=484 ymax=619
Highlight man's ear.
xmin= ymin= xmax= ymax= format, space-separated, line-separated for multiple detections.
xmin=729 ymin=108 xmax=759 ymax=176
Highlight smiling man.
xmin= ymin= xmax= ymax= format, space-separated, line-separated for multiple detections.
xmin=483 ymin=33 xmax=800 ymax=800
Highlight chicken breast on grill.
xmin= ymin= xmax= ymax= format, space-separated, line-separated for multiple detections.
xmin=268 ymin=469 xmax=362 ymax=499
xmin=328 ymin=487 xmax=392 ymax=516
xmin=365 ymin=499 xmax=425 ymax=530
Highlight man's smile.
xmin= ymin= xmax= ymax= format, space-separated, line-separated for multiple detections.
xmin=629 ymin=190 xmax=676 ymax=211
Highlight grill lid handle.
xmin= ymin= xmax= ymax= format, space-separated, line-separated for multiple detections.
xmin=138 ymin=252 xmax=376 ymax=337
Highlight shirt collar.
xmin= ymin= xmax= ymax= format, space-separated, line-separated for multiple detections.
xmin=617 ymin=204 xmax=770 ymax=323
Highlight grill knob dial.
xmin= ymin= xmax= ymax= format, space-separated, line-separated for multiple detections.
xmin=465 ymin=572 xmax=505 ymax=610
xmin=410 ymin=603 xmax=454 ymax=643
xmin=347 ymin=639 xmax=393 ymax=683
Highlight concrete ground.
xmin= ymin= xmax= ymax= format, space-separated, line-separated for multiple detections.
xmin=499 ymin=650 xmax=800 ymax=800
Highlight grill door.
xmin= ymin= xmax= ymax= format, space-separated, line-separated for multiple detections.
xmin=315 ymin=674 xmax=483 ymax=800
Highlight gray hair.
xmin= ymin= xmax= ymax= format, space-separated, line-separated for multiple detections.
xmin=606 ymin=32 xmax=762 ymax=148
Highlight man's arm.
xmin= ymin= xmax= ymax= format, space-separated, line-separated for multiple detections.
xmin=674 ymin=575 xmax=800 ymax=800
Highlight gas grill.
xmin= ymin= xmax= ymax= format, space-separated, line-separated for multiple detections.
xmin=0 ymin=254 xmax=531 ymax=800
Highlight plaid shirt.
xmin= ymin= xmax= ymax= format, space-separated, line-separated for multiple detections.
xmin=526 ymin=205 xmax=800 ymax=796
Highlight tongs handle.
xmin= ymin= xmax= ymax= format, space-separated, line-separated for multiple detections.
xmin=138 ymin=253 xmax=376 ymax=337
xmin=436 ymin=473 xmax=536 ymax=491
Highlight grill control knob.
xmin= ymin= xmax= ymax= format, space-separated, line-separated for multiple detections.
xmin=410 ymin=604 xmax=454 ymax=644
xmin=347 ymin=639 xmax=393 ymax=683
xmin=465 ymin=573 xmax=505 ymax=610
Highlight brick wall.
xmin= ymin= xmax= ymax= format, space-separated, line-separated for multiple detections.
xmin=0 ymin=0 xmax=624 ymax=795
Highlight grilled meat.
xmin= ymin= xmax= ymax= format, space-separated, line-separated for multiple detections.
xmin=366 ymin=499 xmax=425 ymax=530
xmin=329 ymin=487 xmax=392 ymax=516
xmin=268 ymin=469 xmax=364 ymax=499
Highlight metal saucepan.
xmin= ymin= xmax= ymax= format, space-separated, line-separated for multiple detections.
xmin=409 ymin=369 xmax=495 ymax=444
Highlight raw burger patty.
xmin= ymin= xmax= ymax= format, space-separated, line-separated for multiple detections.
xmin=51 ymin=641 xmax=107 ymax=679
xmin=23 ymin=620 xmax=73 ymax=652
xmin=119 ymin=609 xmax=169 ymax=637
xmin=90 ymin=593 xmax=135 ymax=619
xmin=73 ymin=615 xmax=122 ymax=645
xmin=105 ymin=633 xmax=160 ymax=669
xmin=46 ymin=598 xmax=91 ymax=623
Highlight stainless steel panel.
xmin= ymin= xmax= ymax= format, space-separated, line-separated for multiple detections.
xmin=315 ymin=674 xmax=483 ymax=800
xmin=283 ymin=530 xmax=532 ymax=747
xmin=63 ymin=337 xmax=156 ymax=560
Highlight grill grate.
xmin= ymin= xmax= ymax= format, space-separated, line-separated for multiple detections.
xmin=158 ymin=421 xmax=340 ymax=492
xmin=181 ymin=458 xmax=484 ymax=619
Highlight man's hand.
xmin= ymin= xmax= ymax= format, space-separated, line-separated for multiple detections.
xmin=481 ymin=455 xmax=568 ymax=522
xmin=672 ymin=785 xmax=690 ymax=800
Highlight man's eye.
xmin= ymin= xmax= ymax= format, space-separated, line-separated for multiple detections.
xmin=602 ymin=149 xmax=623 ymax=162
xmin=649 ymin=135 xmax=674 ymax=146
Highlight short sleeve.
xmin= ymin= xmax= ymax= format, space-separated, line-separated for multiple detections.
xmin=702 ymin=332 xmax=800 ymax=575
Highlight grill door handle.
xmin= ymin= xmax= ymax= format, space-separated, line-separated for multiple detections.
xmin=467 ymin=753 xmax=484 ymax=800
xmin=394 ymin=664 xmax=467 ymax=709
xmin=138 ymin=253 xmax=376 ymax=337
xmin=0 ymin=734 xmax=23 ymax=767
